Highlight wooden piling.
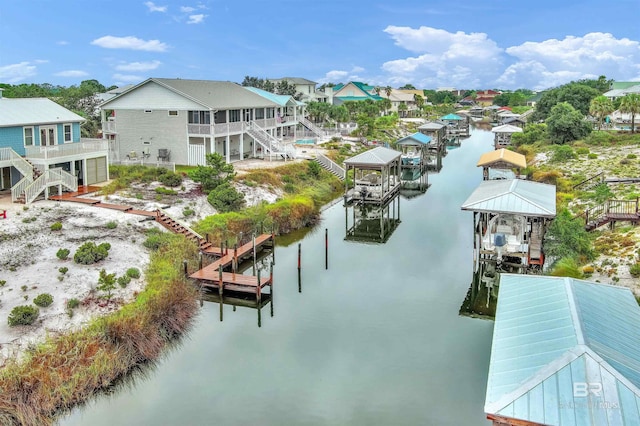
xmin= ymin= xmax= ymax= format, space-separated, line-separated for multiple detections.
xmin=233 ymin=244 xmax=238 ymax=273
xmin=325 ymin=228 xmax=328 ymax=270
xmin=252 ymin=234 xmax=256 ymax=275
xmin=198 ymin=252 xmax=203 ymax=270
xmin=257 ymin=270 xmax=262 ymax=304
xmin=183 ymin=260 xmax=188 ymax=277
xmin=298 ymin=243 xmax=301 ymax=270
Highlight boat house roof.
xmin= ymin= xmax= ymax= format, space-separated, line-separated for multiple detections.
xmin=440 ymin=113 xmax=464 ymax=121
xmin=486 ymin=274 xmax=640 ymax=425
xmin=461 ymin=179 xmax=556 ymax=217
xmin=491 ymin=124 xmax=524 ymax=134
xmin=395 ymin=132 xmax=432 ymax=146
xmin=477 ymin=149 xmax=527 ymax=169
xmin=344 ymin=146 xmax=401 ymax=168
xmin=418 ymin=122 xmax=446 ymax=130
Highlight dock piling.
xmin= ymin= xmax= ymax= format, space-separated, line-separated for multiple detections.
xmin=183 ymin=260 xmax=188 ymax=277
xmin=325 ymin=228 xmax=328 ymax=270
xmin=298 ymin=243 xmax=301 ymax=270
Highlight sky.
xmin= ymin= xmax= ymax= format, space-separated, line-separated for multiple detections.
xmin=0 ymin=0 xmax=639 ymax=91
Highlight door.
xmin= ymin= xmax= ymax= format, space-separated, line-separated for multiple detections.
xmin=85 ymin=157 xmax=107 ymax=185
xmin=39 ymin=126 xmax=56 ymax=146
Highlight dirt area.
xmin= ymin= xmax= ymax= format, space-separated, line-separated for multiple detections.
xmin=0 ymin=156 xmax=303 ymax=363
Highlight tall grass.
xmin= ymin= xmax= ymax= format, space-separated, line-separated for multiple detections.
xmin=0 ymin=233 xmax=200 ymax=425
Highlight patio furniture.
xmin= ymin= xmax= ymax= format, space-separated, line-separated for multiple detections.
xmin=158 ymin=149 xmax=171 ymax=162
xmin=126 ymin=151 xmax=138 ymax=161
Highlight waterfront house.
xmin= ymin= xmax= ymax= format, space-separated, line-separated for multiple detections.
xmin=461 ymin=179 xmax=556 ymax=272
xmin=99 ymin=78 xmax=309 ymax=166
xmin=491 ymin=124 xmax=523 ymax=149
xmin=395 ymin=132 xmax=431 ymax=169
xmin=486 ymin=274 xmax=640 ymax=426
xmin=475 ymin=89 xmax=501 ymax=106
xmin=0 ymin=90 xmax=109 ymax=203
xmin=378 ymin=88 xmax=419 ymax=117
xmin=603 ymin=82 xmax=640 ymax=102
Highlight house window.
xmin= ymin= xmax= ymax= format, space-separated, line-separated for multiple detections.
xmin=24 ymin=127 xmax=34 ymax=146
xmin=39 ymin=126 xmax=56 ymax=146
xmin=188 ymin=111 xmax=210 ymax=124
xmin=266 ymin=108 xmax=275 ymax=119
xmin=168 ymin=110 xmax=178 ymax=116
xmin=63 ymin=124 xmax=72 ymax=143
xmin=229 ymin=109 xmax=241 ymax=122
xmin=255 ymin=108 xmax=265 ymax=120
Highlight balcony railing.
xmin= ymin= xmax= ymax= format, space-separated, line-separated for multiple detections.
xmin=187 ymin=117 xmax=287 ymax=137
xmin=25 ymin=140 xmax=109 ymax=160
xmin=103 ymin=121 xmax=117 ymax=133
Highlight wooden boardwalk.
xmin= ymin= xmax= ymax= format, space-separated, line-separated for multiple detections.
xmin=584 ymin=199 xmax=640 ymax=231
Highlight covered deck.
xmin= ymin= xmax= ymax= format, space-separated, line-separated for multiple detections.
xmin=461 ymin=179 xmax=556 ymax=272
xmin=395 ymin=132 xmax=432 ymax=171
xmin=476 ymin=148 xmax=527 ymax=181
xmin=491 ymin=124 xmax=523 ymax=149
xmin=344 ymin=147 xmax=401 ymax=205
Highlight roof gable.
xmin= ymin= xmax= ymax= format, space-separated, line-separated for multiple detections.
xmin=461 ymin=179 xmax=556 ymax=217
xmin=344 ymin=146 xmax=401 ymax=167
xmin=396 ymin=132 xmax=432 ymax=145
xmin=477 ymin=149 xmax=527 ymax=169
xmin=491 ymin=124 xmax=524 ymax=134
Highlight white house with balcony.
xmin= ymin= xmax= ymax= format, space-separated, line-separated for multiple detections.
xmin=0 ymin=90 xmax=109 ymax=204
xmin=100 ymin=78 xmax=320 ymax=166
xmin=266 ymin=77 xmax=328 ymax=103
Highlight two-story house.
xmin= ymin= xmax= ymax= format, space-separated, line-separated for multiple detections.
xmin=325 ymin=82 xmax=383 ymax=105
xmin=266 ymin=77 xmax=328 ymax=103
xmin=100 ymin=78 xmax=315 ymax=166
xmin=0 ymin=89 xmax=109 ymax=203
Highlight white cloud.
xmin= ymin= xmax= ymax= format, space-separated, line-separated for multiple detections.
xmin=57 ymin=41 xmax=69 ymax=45
xmin=0 ymin=62 xmax=37 ymax=83
xmin=55 ymin=70 xmax=89 ymax=78
xmin=180 ymin=6 xmax=195 ymax=12
xmin=317 ymin=67 xmax=366 ymax=84
xmin=113 ymin=73 xmax=144 ymax=82
xmin=115 ymin=60 xmax=162 ymax=72
xmin=91 ymin=36 xmax=169 ymax=52
xmin=187 ymin=14 xmax=206 ymax=24
xmin=144 ymin=1 xmax=167 ymax=12
xmin=381 ymin=26 xmax=503 ymax=89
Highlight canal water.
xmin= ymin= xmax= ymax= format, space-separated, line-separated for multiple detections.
xmin=63 ymin=129 xmax=496 ymax=426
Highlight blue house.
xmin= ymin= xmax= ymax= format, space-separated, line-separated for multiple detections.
xmin=0 ymin=89 xmax=109 ymax=203
xmin=485 ymin=274 xmax=640 ymax=425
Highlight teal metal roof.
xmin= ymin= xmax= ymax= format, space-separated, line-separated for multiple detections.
xmin=461 ymin=179 xmax=556 ymax=217
xmin=395 ymin=132 xmax=432 ymax=146
xmin=244 ymin=87 xmax=296 ymax=106
xmin=440 ymin=113 xmax=463 ymax=121
xmin=486 ymin=275 xmax=640 ymax=425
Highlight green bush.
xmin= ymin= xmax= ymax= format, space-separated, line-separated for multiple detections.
xmin=74 ymin=242 xmax=111 ymax=265
xmin=155 ymin=187 xmax=177 ymax=195
xmin=105 ymin=221 xmax=118 ymax=229
xmin=66 ymin=298 xmax=80 ymax=309
xmin=158 ymin=171 xmax=183 ymax=187
xmin=284 ymin=183 xmax=296 ymax=193
xmin=587 ymin=153 xmax=598 ymax=159
xmin=0 ymin=280 xmax=6 ymax=287
xmin=575 ymin=147 xmax=590 ymax=155
xmin=8 ymin=305 xmax=39 ymax=326
xmin=33 ymin=293 xmax=53 ymax=307
xmin=50 ymin=222 xmax=62 ymax=231
xmin=126 ymin=268 xmax=141 ymax=279
xmin=207 ymin=183 xmax=245 ymax=213
xmin=58 ymin=267 xmax=68 ymax=275
xmin=117 ymin=275 xmax=131 ymax=288
xmin=183 ymin=208 xmax=195 ymax=217
xmin=550 ymin=145 xmax=576 ymax=162
xmin=627 ymin=153 xmax=637 ymax=160
xmin=630 ymin=263 xmax=640 ymax=278
xmin=56 ymin=248 xmax=70 ymax=260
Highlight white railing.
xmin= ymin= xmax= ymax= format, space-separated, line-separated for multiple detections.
xmin=247 ymin=121 xmax=287 ymax=156
xmin=0 ymin=147 xmax=34 ymax=178
xmin=187 ymin=123 xmax=213 ymax=135
xmin=299 ymin=117 xmax=327 ymax=138
xmin=25 ymin=140 xmax=109 ymax=160
xmin=103 ymin=121 xmax=117 ymax=133
xmin=316 ymin=153 xmax=345 ymax=179
xmin=23 ymin=168 xmax=77 ymax=204
xmin=11 ymin=176 xmax=32 ymax=202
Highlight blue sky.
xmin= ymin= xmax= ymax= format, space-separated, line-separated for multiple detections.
xmin=1 ymin=0 xmax=639 ymax=91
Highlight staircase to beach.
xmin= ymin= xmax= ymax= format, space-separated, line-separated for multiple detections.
xmin=313 ymin=153 xmax=345 ymax=180
xmin=583 ymin=198 xmax=640 ymax=231
xmin=299 ymin=117 xmax=328 ymax=139
xmin=246 ymin=121 xmax=296 ymax=159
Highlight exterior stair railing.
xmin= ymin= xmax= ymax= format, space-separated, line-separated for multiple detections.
xmin=299 ymin=117 xmax=327 ymax=138
xmin=315 ymin=153 xmax=345 ymax=180
xmin=22 ymin=168 xmax=78 ymax=204
xmin=246 ymin=121 xmax=295 ymax=159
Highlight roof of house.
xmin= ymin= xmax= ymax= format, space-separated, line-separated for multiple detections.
xmin=343 ymin=146 xmax=401 ymax=167
xmin=486 ymin=274 xmax=640 ymax=425
xmin=611 ymin=81 xmax=640 ymax=90
xmin=100 ymin=78 xmax=284 ymax=110
xmin=244 ymin=87 xmax=297 ymax=106
xmin=395 ymin=132 xmax=432 ymax=146
xmin=0 ymin=97 xmax=85 ymax=127
xmin=604 ymin=85 xmax=640 ymax=98
xmin=333 ymin=82 xmax=382 ymax=101
xmin=267 ymin=77 xmax=317 ymax=85
xmin=96 ymin=85 xmax=134 ymax=103
xmin=491 ymin=124 xmax=524 ymax=134
xmin=461 ymin=179 xmax=556 ymax=217
xmin=477 ymin=149 xmax=527 ymax=169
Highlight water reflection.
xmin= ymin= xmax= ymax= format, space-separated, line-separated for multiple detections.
xmin=459 ymin=261 xmax=499 ymax=320
xmin=400 ymin=168 xmax=429 ymax=199
xmin=344 ymin=193 xmax=401 ymax=244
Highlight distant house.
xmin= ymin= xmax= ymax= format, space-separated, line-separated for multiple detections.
xmin=603 ymin=83 xmax=640 ymax=102
xmin=0 ymin=89 xmax=109 ymax=203
xmin=266 ymin=77 xmax=328 ymax=103
xmin=325 ymin=82 xmax=383 ymax=105
xmin=475 ymin=89 xmax=501 ymax=106
xmin=99 ymin=78 xmax=309 ymax=166
xmin=491 ymin=124 xmax=523 ymax=149
xmin=378 ymin=88 xmax=419 ymax=117
xmin=486 ymin=274 xmax=640 ymax=426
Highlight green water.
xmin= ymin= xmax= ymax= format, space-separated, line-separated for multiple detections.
xmin=62 ymin=129 xmax=495 ymax=426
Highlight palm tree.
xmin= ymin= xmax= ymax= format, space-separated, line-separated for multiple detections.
xmin=620 ymin=93 xmax=640 ymax=134
xmin=385 ymin=86 xmax=392 ymax=98
xmin=589 ymin=95 xmax=614 ymax=130
xmin=374 ymin=86 xmax=381 ymax=96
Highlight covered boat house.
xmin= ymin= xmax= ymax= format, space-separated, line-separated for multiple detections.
xmin=440 ymin=113 xmax=469 ymax=138
xmin=477 ymin=148 xmax=527 ymax=181
xmin=461 ymin=179 xmax=556 ymax=273
xmin=343 ymin=147 xmax=401 ymax=205
xmin=418 ymin=121 xmax=447 ymax=150
xmin=486 ymin=274 xmax=640 ymax=426
xmin=491 ymin=124 xmax=523 ymax=149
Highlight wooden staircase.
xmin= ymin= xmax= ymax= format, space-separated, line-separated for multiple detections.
xmin=314 ymin=153 xmax=345 ymax=180
xmin=584 ymin=198 xmax=640 ymax=231
xmin=573 ymin=172 xmax=605 ymax=191
xmin=154 ymin=209 xmax=215 ymax=252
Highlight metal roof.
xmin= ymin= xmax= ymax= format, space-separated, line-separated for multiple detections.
xmin=0 ymin=97 xmax=85 ymax=127
xmin=477 ymin=149 xmax=527 ymax=169
xmin=440 ymin=113 xmax=463 ymax=121
xmin=343 ymin=146 xmax=401 ymax=167
xmin=491 ymin=124 xmax=524 ymax=134
xmin=395 ymin=132 xmax=432 ymax=146
xmin=486 ymin=275 xmax=640 ymax=425
xmin=418 ymin=122 xmax=445 ymax=130
xmin=461 ymin=179 xmax=556 ymax=217
xmin=244 ymin=87 xmax=297 ymax=106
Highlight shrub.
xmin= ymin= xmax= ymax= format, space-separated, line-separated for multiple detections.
xmin=0 ymin=280 xmax=5 ymax=287
xmin=105 ymin=221 xmax=118 ymax=229
xmin=207 ymin=183 xmax=246 ymax=213
xmin=74 ymin=241 xmax=111 ymax=265
xmin=158 ymin=171 xmax=183 ymax=187
xmin=21 ymin=285 xmax=27 ymax=292
xmin=33 ymin=293 xmax=53 ymax=307
xmin=8 ymin=305 xmax=39 ymax=326
xmin=56 ymin=248 xmax=70 ymax=260
xmin=627 ymin=153 xmax=637 ymax=159
xmin=126 ymin=267 xmax=141 ymax=279
xmin=66 ymin=298 xmax=80 ymax=309
xmin=575 ymin=147 xmax=590 ymax=155
xmin=588 ymin=153 xmax=598 ymax=159
xmin=284 ymin=183 xmax=296 ymax=193
xmin=50 ymin=222 xmax=62 ymax=231
xmin=630 ymin=263 xmax=640 ymax=278
xmin=155 ymin=186 xmax=177 ymax=195
xmin=550 ymin=145 xmax=576 ymax=162
xmin=308 ymin=161 xmax=322 ymax=178
xmin=97 ymin=268 xmax=117 ymax=300
xmin=58 ymin=267 xmax=68 ymax=275
xmin=117 ymin=275 xmax=131 ymax=288
xmin=183 ymin=207 xmax=195 ymax=217
xmin=550 ymin=257 xmax=583 ymax=278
